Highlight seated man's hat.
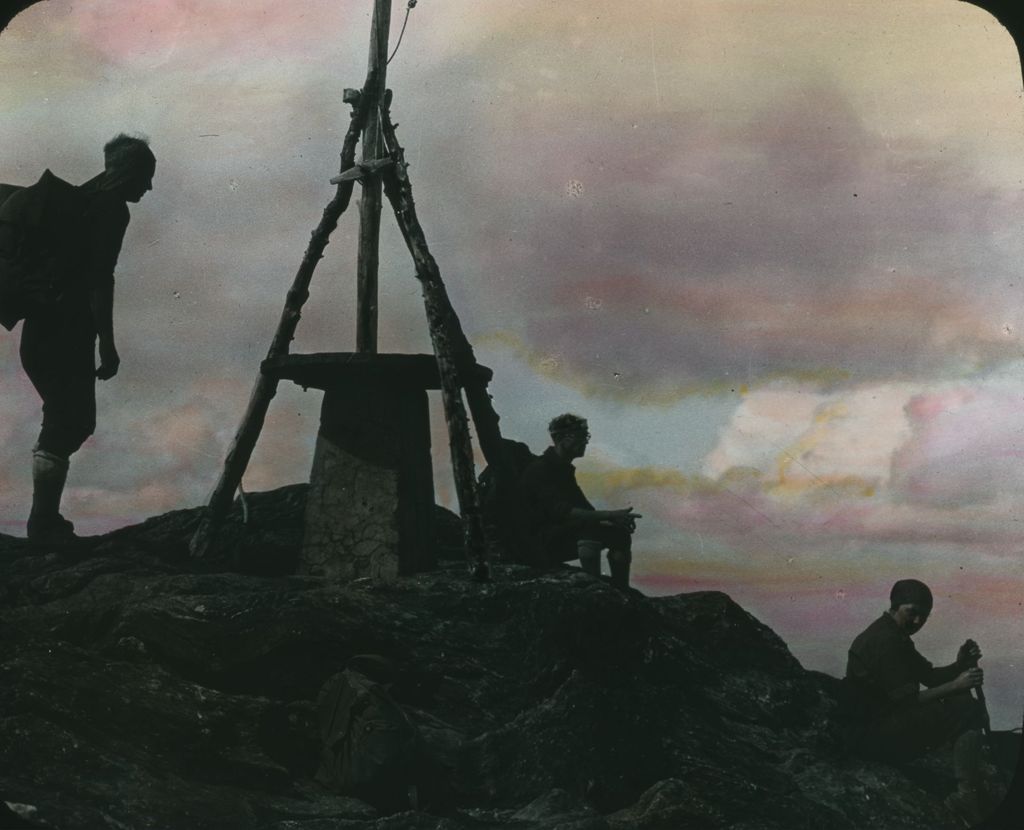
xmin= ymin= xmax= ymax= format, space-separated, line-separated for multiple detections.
xmin=889 ymin=579 xmax=933 ymax=611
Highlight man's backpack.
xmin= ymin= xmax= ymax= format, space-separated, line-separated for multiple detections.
xmin=477 ymin=438 xmax=541 ymax=563
xmin=0 ymin=169 xmax=85 ymax=331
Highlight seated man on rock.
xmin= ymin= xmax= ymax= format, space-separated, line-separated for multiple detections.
xmin=518 ymin=413 xmax=640 ymax=589
xmin=845 ymin=579 xmax=1001 ymax=825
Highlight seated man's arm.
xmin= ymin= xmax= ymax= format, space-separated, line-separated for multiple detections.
xmin=920 ymin=638 xmax=983 ymax=688
xmin=921 ymin=662 xmax=962 ymax=687
xmin=918 ymin=667 xmax=983 ymax=703
xmin=566 ymin=506 xmax=641 ymax=528
xmin=519 ymin=462 xmax=640 ymax=529
xmin=856 ymin=634 xmax=939 ymax=708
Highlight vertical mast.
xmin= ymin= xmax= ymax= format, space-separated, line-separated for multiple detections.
xmin=355 ymin=0 xmax=392 ymax=353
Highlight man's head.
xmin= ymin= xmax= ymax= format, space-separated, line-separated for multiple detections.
xmin=888 ymin=579 xmax=933 ymax=635
xmin=103 ymin=133 xmax=156 ymax=202
xmin=549 ymin=413 xmax=589 ymax=460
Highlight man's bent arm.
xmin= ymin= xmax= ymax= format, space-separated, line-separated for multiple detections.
xmin=918 ymin=667 xmax=983 ymax=703
xmin=920 ymin=661 xmax=962 ymax=688
xmin=567 ymin=507 xmax=639 ymax=525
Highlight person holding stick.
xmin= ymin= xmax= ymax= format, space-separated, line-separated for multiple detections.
xmin=844 ymin=579 xmax=1001 ymax=825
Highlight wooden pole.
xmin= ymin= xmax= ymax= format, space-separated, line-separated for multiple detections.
xmin=378 ymin=105 xmax=508 ymax=471
xmin=355 ymin=0 xmax=393 ymax=354
xmin=378 ymin=100 xmax=511 ymax=572
xmin=189 ymin=87 xmax=372 ymax=558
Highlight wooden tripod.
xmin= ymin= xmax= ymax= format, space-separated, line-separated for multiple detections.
xmin=189 ymin=0 xmax=510 ymax=573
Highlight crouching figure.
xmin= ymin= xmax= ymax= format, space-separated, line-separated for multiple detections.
xmin=844 ymin=579 xmax=1005 ymax=826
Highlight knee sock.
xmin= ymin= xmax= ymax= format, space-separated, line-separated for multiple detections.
xmin=577 ymin=540 xmax=603 ymax=576
xmin=608 ymin=549 xmax=631 ymax=589
xmin=30 ymin=448 xmax=70 ymax=524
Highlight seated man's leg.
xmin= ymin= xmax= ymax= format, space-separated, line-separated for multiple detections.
xmin=577 ymin=539 xmax=603 ymax=576
xmin=866 ymin=694 xmax=993 ymax=822
xmin=943 ymin=695 xmax=1003 ymax=817
xmin=607 ymin=545 xmax=631 ymax=589
xmin=954 ymin=728 xmax=984 ymax=790
xmin=947 ymin=728 xmax=994 ymax=825
xmin=865 ymin=696 xmax=977 ymax=762
xmin=578 ymin=525 xmax=632 ymax=588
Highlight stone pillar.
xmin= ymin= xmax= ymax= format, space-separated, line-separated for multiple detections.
xmin=300 ymin=383 xmax=435 ymax=580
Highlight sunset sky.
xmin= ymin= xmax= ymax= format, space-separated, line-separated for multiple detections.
xmin=1 ymin=1 xmax=1023 ymax=727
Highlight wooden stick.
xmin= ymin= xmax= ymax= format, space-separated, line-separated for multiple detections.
xmin=189 ymin=84 xmax=373 ymax=559
xmin=966 ymin=652 xmax=994 ymax=739
xmin=378 ymin=106 xmax=509 ymax=472
xmin=378 ymin=99 xmax=510 ymax=573
xmin=421 ymin=283 xmax=487 ymax=570
xmin=975 ymin=686 xmax=993 ymax=739
xmin=355 ymin=0 xmax=393 ymax=354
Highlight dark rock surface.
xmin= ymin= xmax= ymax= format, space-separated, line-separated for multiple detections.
xmin=0 ymin=485 xmax=1019 ymax=829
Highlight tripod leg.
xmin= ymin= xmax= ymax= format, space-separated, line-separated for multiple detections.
xmin=190 ymin=84 xmax=373 ymax=558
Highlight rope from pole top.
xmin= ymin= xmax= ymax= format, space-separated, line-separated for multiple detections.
xmin=387 ymin=0 xmax=417 ymax=65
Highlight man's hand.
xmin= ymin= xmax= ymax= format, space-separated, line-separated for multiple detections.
xmin=957 ymin=639 xmax=982 ymax=668
xmin=97 ymin=341 xmax=120 ymax=380
xmin=954 ymin=667 xmax=984 ymax=692
xmin=607 ymin=507 xmax=642 ymax=531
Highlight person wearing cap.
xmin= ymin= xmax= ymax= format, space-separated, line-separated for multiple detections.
xmin=517 ymin=413 xmax=641 ymax=588
xmin=13 ymin=134 xmax=155 ymax=544
xmin=845 ymin=579 xmax=995 ymax=823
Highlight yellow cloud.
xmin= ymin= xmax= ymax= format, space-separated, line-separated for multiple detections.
xmin=577 ymin=465 xmax=697 ymax=498
xmin=775 ymin=401 xmax=848 ymax=487
xmin=768 ymin=473 xmax=879 ymax=502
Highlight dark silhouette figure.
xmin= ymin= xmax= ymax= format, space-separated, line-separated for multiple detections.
xmin=1 ymin=134 xmax=155 ymax=544
xmin=476 ymin=437 xmax=539 ymax=562
xmin=518 ymin=413 xmax=640 ymax=588
xmin=845 ymin=579 xmax=1002 ymax=825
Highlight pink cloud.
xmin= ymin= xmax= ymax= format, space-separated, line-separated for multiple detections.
xmin=637 ymin=470 xmax=1020 ymax=557
xmin=892 ymin=383 xmax=1024 ymax=506
xmin=73 ymin=0 xmax=358 ymax=66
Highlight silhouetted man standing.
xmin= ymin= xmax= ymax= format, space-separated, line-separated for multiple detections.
xmin=519 ymin=413 xmax=640 ymax=588
xmin=845 ymin=579 xmax=997 ymax=825
xmin=2 ymin=134 xmax=155 ymax=544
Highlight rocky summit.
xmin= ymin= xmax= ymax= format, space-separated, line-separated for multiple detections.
xmin=0 ymin=485 xmax=1020 ymax=830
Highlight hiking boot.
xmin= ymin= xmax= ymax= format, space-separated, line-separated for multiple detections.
xmin=27 ymin=513 xmax=78 ymax=547
xmin=944 ymin=787 xmax=987 ymax=828
xmin=28 ymin=448 xmax=75 ymax=546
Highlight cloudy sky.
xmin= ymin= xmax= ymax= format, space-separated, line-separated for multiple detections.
xmin=2 ymin=1 xmax=1023 ymax=727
